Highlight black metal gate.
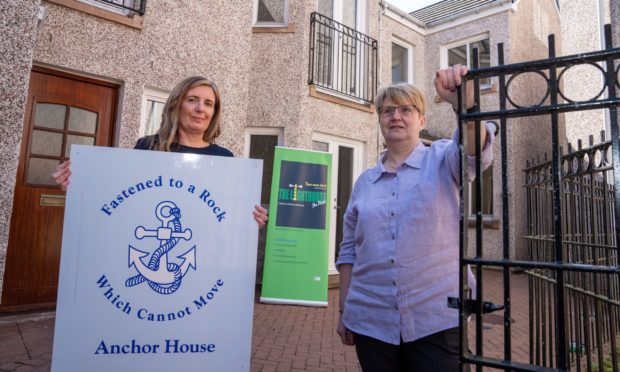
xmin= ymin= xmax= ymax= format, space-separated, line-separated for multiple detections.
xmin=456 ymin=25 xmax=620 ymax=371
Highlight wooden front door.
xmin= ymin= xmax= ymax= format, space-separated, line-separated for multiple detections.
xmin=1 ymin=67 xmax=117 ymax=309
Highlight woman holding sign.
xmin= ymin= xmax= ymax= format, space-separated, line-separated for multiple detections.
xmin=335 ymin=65 xmax=494 ymax=371
xmin=52 ymin=76 xmax=268 ymax=227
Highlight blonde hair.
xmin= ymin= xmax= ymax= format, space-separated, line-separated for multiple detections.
xmin=155 ymin=76 xmax=222 ymax=151
xmin=374 ymin=83 xmax=426 ymax=116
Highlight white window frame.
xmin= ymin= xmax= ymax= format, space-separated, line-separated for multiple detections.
xmin=253 ymin=0 xmax=289 ymax=27
xmin=139 ymin=87 xmax=169 ymax=138
xmin=391 ymin=36 xmax=415 ymax=85
xmin=243 ymin=127 xmax=284 ymax=158
xmin=441 ymin=33 xmax=491 ymax=88
xmin=77 ymin=0 xmax=130 ymax=15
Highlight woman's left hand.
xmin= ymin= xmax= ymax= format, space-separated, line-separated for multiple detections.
xmin=253 ymin=205 xmax=268 ymax=228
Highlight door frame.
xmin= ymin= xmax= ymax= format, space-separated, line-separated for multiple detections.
xmin=1 ymin=66 xmax=119 ymax=311
xmin=312 ymin=132 xmax=365 ymax=274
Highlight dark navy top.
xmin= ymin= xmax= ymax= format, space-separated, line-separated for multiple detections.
xmin=134 ymin=135 xmax=234 ymax=157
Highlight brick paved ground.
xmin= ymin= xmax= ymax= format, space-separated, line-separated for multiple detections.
xmin=0 ymin=270 xmax=531 ymax=371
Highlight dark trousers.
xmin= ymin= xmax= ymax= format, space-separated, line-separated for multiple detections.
xmin=353 ymin=327 xmax=469 ymax=372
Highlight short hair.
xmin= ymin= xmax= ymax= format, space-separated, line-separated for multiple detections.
xmin=374 ymin=83 xmax=426 ymax=116
xmin=156 ymin=76 xmax=222 ymax=151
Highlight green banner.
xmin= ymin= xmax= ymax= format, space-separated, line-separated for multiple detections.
xmin=260 ymin=147 xmax=332 ymax=306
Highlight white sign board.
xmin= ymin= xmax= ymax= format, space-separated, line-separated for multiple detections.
xmin=51 ymin=145 xmax=262 ymax=371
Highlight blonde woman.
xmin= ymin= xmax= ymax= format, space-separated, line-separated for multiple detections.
xmin=53 ymin=76 xmax=268 ymax=226
xmin=336 ymin=65 xmax=493 ymax=371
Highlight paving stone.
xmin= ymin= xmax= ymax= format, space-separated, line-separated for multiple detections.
xmin=0 ymin=270 xmax=533 ymax=371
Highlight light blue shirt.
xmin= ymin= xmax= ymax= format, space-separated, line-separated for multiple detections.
xmin=336 ymin=125 xmax=494 ymax=345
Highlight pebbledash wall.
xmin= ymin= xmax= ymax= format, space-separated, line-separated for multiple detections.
xmin=0 ymin=1 xmax=41 ymax=303
xmin=0 ymin=0 xmax=619 ymax=301
xmin=0 ymin=0 xmax=382 ymax=299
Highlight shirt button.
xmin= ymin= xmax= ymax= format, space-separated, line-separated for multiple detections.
xmin=393 ymin=174 xmax=397 ymax=178
xmin=392 ymin=192 xmax=395 ymax=196
xmin=392 ymin=280 xmax=397 ymax=286
xmin=390 ymin=211 xmax=395 ymax=216
xmin=391 ymin=259 xmax=395 ymax=264
xmin=395 ymin=304 xmax=399 ymax=310
xmin=391 ymin=234 xmax=395 ymax=240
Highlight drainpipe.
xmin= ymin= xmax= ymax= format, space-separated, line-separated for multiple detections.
xmin=598 ymin=0 xmax=611 ymax=138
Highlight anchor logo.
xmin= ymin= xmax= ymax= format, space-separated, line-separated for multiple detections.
xmin=125 ymin=201 xmax=196 ymax=295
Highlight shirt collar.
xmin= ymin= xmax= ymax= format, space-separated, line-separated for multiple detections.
xmin=370 ymin=141 xmax=427 ymax=183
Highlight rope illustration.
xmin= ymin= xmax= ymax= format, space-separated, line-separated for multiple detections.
xmin=125 ymin=207 xmax=184 ymax=294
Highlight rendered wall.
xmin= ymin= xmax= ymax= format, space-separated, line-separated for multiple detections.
xmin=0 ymin=0 xmax=41 ymax=300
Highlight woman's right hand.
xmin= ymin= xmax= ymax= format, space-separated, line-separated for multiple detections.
xmin=51 ymin=160 xmax=71 ymax=191
xmin=337 ymin=315 xmax=355 ymax=346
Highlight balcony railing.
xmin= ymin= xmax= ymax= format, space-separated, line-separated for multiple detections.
xmin=89 ymin=0 xmax=146 ymax=15
xmin=308 ymin=12 xmax=378 ymax=104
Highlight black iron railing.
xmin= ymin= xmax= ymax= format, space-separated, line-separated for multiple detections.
xmin=308 ymin=12 xmax=378 ymax=104
xmin=90 ymin=0 xmax=146 ymax=15
xmin=456 ymin=24 xmax=620 ymax=371
xmin=525 ymin=133 xmax=620 ymax=371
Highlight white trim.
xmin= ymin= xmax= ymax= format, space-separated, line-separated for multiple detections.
xmin=139 ymin=87 xmax=169 ymax=137
xmin=356 ymin=0 xmax=368 ymax=34
xmin=391 ymin=36 xmax=415 ymax=85
xmin=253 ymin=0 xmax=289 ymax=27
xmin=243 ymin=127 xmax=284 ymax=158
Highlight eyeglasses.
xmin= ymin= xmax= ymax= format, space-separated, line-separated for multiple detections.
xmin=378 ymin=105 xmax=417 ymax=117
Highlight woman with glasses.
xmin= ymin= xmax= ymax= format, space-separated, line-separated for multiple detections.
xmin=52 ymin=76 xmax=268 ymax=227
xmin=335 ymin=65 xmax=494 ymax=371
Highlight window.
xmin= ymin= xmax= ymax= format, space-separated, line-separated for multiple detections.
xmin=443 ymin=35 xmax=491 ymax=87
xmin=254 ymin=0 xmax=288 ymax=26
xmin=139 ymin=88 xmax=169 ymax=137
xmin=27 ymin=103 xmax=98 ymax=186
xmin=245 ymin=128 xmax=284 ymax=205
xmin=391 ymin=38 xmax=415 ymax=85
xmin=77 ymin=0 xmax=144 ymax=16
xmin=309 ymin=0 xmax=376 ymax=104
xmin=470 ymin=163 xmax=493 ymax=217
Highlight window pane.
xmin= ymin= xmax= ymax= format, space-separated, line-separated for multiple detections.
xmin=68 ymin=107 xmax=98 ymax=134
xmin=470 ymin=39 xmax=491 ymax=86
xmin=249 ymin=135 xmax=279 ymax=205
xmin=448 ymin=44 xmax=467 ymax=67
xmin=312 ymin=141 xmax=329 ymax=152
xmin=31 ymin=129 xmax=63 ymax=157
xmin=27 ymin=158 xmax=60 ymax=185
xmin=471 ymin=163 xmax=493 ymax=215
xmin=34 ymin=103 xmax=66 ymax=130
xmin=470 ymin=39 xmax=490 ymax=68
xmin=144 ymin=99 xmax=165 ymax=135
xmin=392 ymin=43 xmax=408 ymax=84
xmin=342 ymin=0 xmax=356 ymax=29
xmin=65 ymin=134 xmax=95 ymax=155
xmin=257 ymin=0 xmax=285 ymax=23
xmin=336 ymin=146 xmax=353 ymax=260
xmin=318 ymin=0 xmax=333 ymax=18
